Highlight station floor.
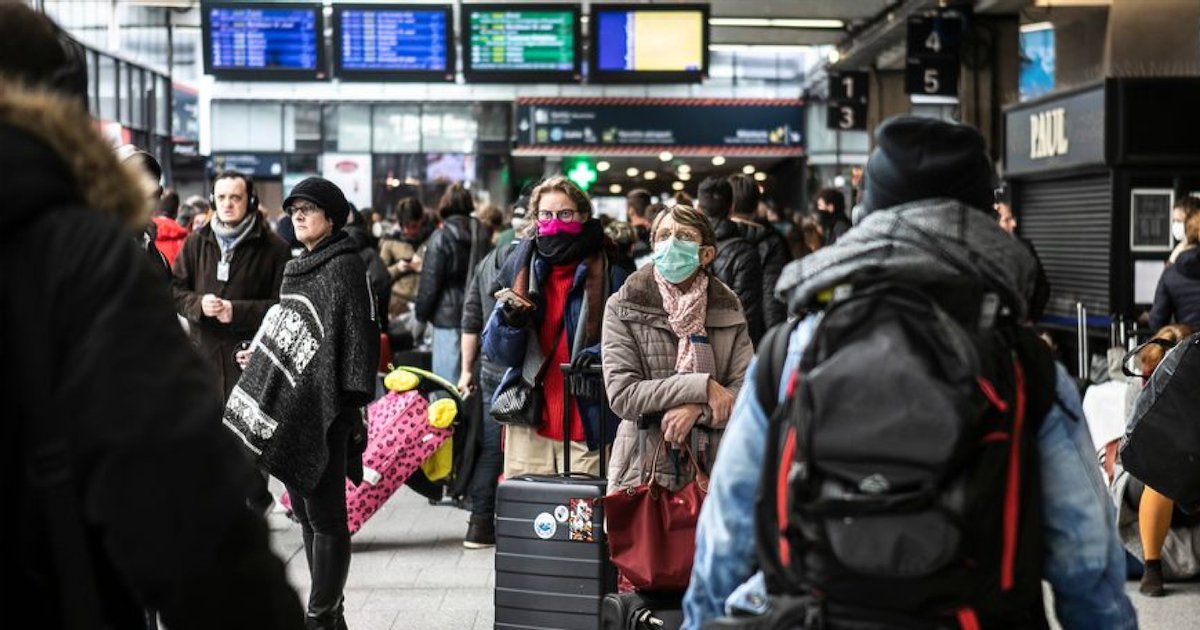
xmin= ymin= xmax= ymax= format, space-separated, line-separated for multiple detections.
xmin=266 ymin=483 xmax=1200 ymax=630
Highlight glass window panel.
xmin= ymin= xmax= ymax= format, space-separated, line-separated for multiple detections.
xmin=157 ymin=76 xmax=170 ymax=135
xmin=119 ymin=62 xmax=132 ymax=125
xmin=98 ymin=55 xmax=116 ymax=121
xmin=284 ymin=103 xmax=322 ymax=153
xmin=372 ymin=105 xmax=421 ymax=153
xmin=247 ymin=103 xmax=283 ymax=150
xmin=130 ymin=69 xmax=144 ymax=129
xmin=333 ymin=104 xmax=371 ymax=152
xmin=422 ymin=105 xmax=475 ymax=153
xmin=476 ymin=103 xmax=509 ymax=142
xmin=211 ymin=102 xmax=283 ymax=151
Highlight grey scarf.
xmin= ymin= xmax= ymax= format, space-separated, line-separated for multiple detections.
xmin=212 ymin=212 xmax=257 ymax=259
xmin=775 ymin=198 xmax=1037 ymax=320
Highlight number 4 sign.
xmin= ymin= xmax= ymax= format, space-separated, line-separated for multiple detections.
xmin=905 ymin=13 xmax=961 ymax=97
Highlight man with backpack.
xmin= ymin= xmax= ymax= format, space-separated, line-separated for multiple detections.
xmin=683 ymin=117 xmax=1137 ymax=630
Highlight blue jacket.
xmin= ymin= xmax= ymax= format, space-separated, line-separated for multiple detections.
xmin=481 ymin=239 xmax=629 ymax=449
xmin=682 ymin=316 xmax=1139 ymax=630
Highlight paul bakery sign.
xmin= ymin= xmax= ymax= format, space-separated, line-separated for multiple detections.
xmin=1005 ymin=84 xmax=1105 ymax=176
xmin=514 ymin=97 xmax=805 ymax=156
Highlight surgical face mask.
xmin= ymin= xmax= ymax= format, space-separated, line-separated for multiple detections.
xmin=371 ymin=221 xmax=387 ymax=239
xmin=1172 ymin=220 xmax=1186 ymax=243
xmin=651 ymin=236 xmax=701 ymax=284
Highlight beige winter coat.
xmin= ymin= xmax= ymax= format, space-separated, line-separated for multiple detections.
xmin=602 ymin=266 xmax=754 ymax=493
xmin=378 ymin=237 xmax=423 ymax=316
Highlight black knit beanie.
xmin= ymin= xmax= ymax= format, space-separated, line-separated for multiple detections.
xmin=284 ymin=177 xmax=350 ymax=230
xmin=860 ymin=116 xmax=995 ymax=216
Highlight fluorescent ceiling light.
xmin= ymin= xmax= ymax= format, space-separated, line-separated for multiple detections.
xmin=711 ymin=18 xmax=844 ymax=29
xmin=1033 ymin=0 xmax=1110 ymax=5
xmin=710 ymin=45 xmax=815 ymax=54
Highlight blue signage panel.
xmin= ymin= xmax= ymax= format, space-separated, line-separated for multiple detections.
xmin=1019 ymin=25 xmax=1055 ymax=102
xmin=339 ymin=8 xmax=448 ymax=72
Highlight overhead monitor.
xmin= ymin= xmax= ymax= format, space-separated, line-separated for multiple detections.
xmin=462 ymin=4 xmax=582 ymax=83
xmin=334 ymin=5 xmax=454 ymax=81
xmin=590 ymin=3 xmax=709 ymax=83
xmin=202 ymin=2 xmax=326 ymax=80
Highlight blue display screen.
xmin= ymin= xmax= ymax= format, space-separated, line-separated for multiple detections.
xmin=208 ymin=7 xmax=319 ymax=70
xmin=595 ymin=11 xmax=630 ymax=71
xmin=340 ymin=9 xmax=448 ymax=71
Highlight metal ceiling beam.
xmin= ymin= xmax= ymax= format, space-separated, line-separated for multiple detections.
xmin=710 ymin=26 xmax=841 ymax=46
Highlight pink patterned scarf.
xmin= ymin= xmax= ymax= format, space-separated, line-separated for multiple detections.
xmin=653 ymin=268 xmax=712 ymax=373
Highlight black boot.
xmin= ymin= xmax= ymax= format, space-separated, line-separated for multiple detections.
xmin=307 ymin=533 xmax=351 ymax=629
xmin=1140 ymin=559 xmax=1166 ymax=597
xmin=463 ymin=514 xmax=495 ymax=549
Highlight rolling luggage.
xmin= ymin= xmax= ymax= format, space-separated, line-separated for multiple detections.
xmin=281 ymin=366 xmax=462 ymax=533
xmin=601 ymin=591 xmax=684 ymax=630
xmin=494 ymin=364 xmax=617 ymax=630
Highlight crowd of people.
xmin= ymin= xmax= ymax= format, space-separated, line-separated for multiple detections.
xmin=10 ymin=5 xmax=1200 ymax=630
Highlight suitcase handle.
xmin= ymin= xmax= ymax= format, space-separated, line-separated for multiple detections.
xmin=560 ymin=363 xmax=607 ymax=478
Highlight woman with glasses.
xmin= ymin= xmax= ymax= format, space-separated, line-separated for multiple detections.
xmin=225 ymin=177 xmax=377 ymax=630
xmin=600 ymin=204 xmax=753 ymax=494
xmin=481 ymin=176 xmax=630 ymax=477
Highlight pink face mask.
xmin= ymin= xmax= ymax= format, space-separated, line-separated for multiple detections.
xmin=538 ymin=218 xmax=584 ymax=236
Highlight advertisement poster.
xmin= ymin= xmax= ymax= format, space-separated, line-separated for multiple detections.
xmin=320 ymin=153 xmax=373 ymax=210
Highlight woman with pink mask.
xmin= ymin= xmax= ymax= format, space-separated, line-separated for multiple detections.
xmin=481 ymin=176 xmax=630 ymax=478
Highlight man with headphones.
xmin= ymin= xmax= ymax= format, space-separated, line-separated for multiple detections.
xmin=172 ymin=169 xmax=292 ymax=513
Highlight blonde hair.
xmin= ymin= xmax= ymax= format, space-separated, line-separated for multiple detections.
xmin=649 ymin=203 xmax=717 ymax=248
xmin=530 ymin=175 xmax=593 ymax=218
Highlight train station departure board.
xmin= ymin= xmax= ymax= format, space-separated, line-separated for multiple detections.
xmin=202 ymin=2 xmax=325 ymax=80
xmin=463 ymin=4 xmax=581 ymax=83
xmin=590 ymin=4 xmax=709 ymax=83
xmin=334 ymin=5 xmax=453 ymax=81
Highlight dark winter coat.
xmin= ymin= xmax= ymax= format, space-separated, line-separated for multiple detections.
xmin=345 ymin=223 xmax=391 ymax=326
xmin=1150 ymin=248 xmax=1200 ymax=331
xmin=415 ymin=214 xmax=478 ymax=328
xmin=172 ymin=213 xmax=292 ymax=399
xmin=481 ymin=238 xmax=630 ymax=450
xmin=223 ymin=231 xmax=378 ymax=495
xmin=736 ymin=218 xmax=792 ymax=328
xmin=1 ymin=79 xmax=302 ymax=629
xmin=710 ymin=218 xmax=766 ymax=345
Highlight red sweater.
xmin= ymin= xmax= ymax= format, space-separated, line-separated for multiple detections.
xmin=537 ymin=263 xmax=584 ymax=442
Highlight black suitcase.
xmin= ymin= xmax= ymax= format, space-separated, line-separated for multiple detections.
xmin=494 ymin=364 xmax=617 ymax=629
xmin=601 ymin=591 xmax=684 ymax=630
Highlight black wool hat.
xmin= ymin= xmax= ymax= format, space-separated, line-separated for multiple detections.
xmin=284 ymin=177 xmax=350 ymax=230
xmin=860 ymin=116 xmax=995 ymax=216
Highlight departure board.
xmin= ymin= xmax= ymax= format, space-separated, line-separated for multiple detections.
xmin=463 ymin=5 xmax=581 ymax=82
xmin=590 ymin=4 xmax=708 ymax=83
xmin=203 ymin=3 xmax=325 ymax=79
xmin=336 ymin=6 xmax=451 ymax=77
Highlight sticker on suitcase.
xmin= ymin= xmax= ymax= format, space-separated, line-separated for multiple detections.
xmin=568 ymin=498 xmax=595 ymax=542
xmin=534 ymin=512 xmax=557 ymax=539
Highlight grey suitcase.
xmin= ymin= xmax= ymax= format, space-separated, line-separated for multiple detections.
xmin=494 ymin=364 xmax=617 ymax=629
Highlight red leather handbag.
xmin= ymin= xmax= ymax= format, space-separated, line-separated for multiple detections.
xmin=603 ymin=442 xmax=708 ymax=591
xmin=378 ymin=331 xmax=392 ymax=374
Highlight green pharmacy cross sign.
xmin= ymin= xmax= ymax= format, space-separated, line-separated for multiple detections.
xmin=566 ymin=160 xmax=598 ymax=191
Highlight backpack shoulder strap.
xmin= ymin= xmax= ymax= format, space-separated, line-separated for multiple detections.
xmin=755 ymin=321 xmax=796 ymax=419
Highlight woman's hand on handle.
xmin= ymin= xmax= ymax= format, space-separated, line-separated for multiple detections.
xmin=706 ymin=379 xmax=735 ymax=427
xmin=662 ymin=403 xmax=704 ymax=445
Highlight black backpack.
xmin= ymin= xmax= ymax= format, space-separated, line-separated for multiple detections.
xmin=752 ymin=277 xmax=1057 ymax=629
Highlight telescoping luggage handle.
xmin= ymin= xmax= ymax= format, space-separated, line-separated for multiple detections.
xmin=558 ymin=362 xmax=606 ymax=480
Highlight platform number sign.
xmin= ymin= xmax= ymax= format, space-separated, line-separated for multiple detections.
xmin=827 ymin=71 xmax=868 ymax=131
xmin=905 ymin=14 xmax=961 ymax=96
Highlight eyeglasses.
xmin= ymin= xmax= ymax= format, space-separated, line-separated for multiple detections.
xmin=537 ymin=209 xmax=578 ymax=222
xmin=654 ymin=228 xmax=703 ymax=243
xmin=285 ymin=202 xmax=322 ymax=217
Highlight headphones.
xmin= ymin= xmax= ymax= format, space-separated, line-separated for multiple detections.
xmin=210 ymin=170 xmax=259 ymax=213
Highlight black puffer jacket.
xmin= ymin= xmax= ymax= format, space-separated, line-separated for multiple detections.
xmin=711 ymin=218 xmax=765 ymax=345
xmin=1150 ymin=247 xmax=1200 ymax=331
xmin=344 ymin=223 xmax=391 ymax=327
xmin=737 ymin=219 xmax=792 ymax=328
xmin=415 ymin=214 xmax=475 ymax=328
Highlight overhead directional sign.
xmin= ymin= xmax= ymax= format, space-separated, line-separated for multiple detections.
xmin=827 ymin=70 xmax=868 ymax=131
xmin=905 ymin=13 xmax=961 ymax=97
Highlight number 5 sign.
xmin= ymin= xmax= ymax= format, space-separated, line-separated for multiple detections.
xmin=905 ymin=13 xmax=961 ymax=97
xmin=827 ymin=71 xmax=868 ymax=131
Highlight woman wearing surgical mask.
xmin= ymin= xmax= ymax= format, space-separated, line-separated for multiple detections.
xmin=1168 ymin=196 xmax=1200 ymax=264
xmin=481 ymin=176 xmax=630 ymax=479
xmin=1150 ymin=208 xmax=1200 ymax=332
xmin=600 ymin=204 xmax=753 ymax=494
